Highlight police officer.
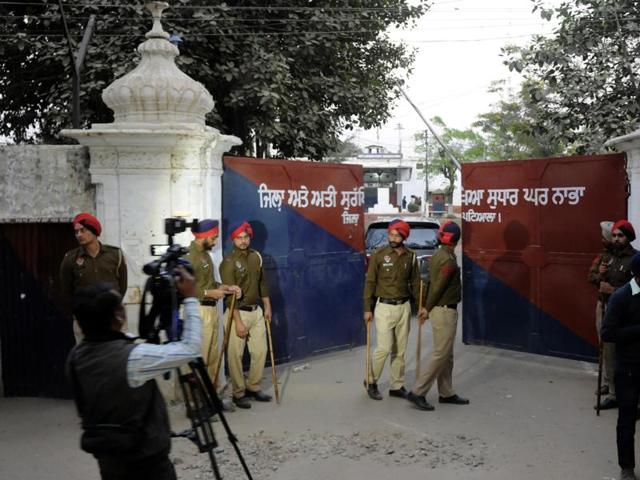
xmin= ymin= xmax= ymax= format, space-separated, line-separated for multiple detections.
xmin=59 ymin=213 xmax=127 ymax=343
xmin=596 ymin=219 xmax=638 ymax=410
xmin=219 ymin=221 xmax=273 ymax=409
xmin=185 ymin=219 xmax=241 ymax=390
xmin=407 ymin=220 xmax=468 ymax=411
xmin=588 ymin=221 xmax=615 ymax=397
xmin=364 ymin=219 xmax=427 ymax=401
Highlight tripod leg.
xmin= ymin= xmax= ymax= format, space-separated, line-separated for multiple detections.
xmin=177 ymin=368 xmax=223 ymax=480
xmin=192 ymin=358 xmax=254 ymax=480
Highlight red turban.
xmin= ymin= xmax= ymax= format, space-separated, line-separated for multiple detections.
xmin=439 ymin=220 xmax=461 ymax=246
xmin=388 ymin=219 xmax=410 ymax=239
xmin=230 ymin=221 xmax=254 ymax=240
xmin=73 ymin=213 xmax=102 ymax=236
xmin=613 ymin=220 xmax=636 ymax=242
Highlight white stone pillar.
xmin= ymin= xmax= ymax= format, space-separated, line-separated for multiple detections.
xmin=62 ymin=1 xmax=240 ymax=322
xmin=605 ymin=131 xmax=640 ymax=249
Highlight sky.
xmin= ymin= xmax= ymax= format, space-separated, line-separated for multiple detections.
xmin=352 ymin=0 xmax=560 ymax=158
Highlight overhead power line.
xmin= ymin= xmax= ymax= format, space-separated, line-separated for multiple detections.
xmin=0 ymin=2 xmax=426 ymax=11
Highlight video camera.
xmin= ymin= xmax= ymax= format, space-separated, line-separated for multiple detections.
xmin=139 ymin=217 xmax=198 ymax=343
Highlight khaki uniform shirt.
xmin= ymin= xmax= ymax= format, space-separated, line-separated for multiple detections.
xmin=364 ymin=245 xmax=423 ymax=312
xmin=587 ymin=248 xmax=614 ymax=302
xmin=219 ymin=248 xmax=269 ymax=308
xmin=425 ymin=245 xmax=461 ymax=312
xmin=185 ymin=241 xmax=220 ymax=302
xmin=59 ymin=243 xmax=127 ymax=308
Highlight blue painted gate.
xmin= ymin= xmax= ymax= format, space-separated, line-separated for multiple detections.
xmin=222 ymin=157 xmax=366 ymax=363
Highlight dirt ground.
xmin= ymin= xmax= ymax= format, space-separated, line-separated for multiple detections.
xmin=0 ymin=323 xmax=624 ymax=480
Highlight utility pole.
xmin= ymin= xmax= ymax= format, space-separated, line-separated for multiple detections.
xmin=424 ymin=129 xmax=429 ymax=217
xmin=397 ymin=83 xmax=461 ymax=171
xmin=58 ymin=0 xmax=96 ymax=128
xmin=396 ymin=123 xmax=404 ymax=155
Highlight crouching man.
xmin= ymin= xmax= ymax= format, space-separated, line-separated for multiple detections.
xmin=67 ymin=267 xmax=200 ymax=480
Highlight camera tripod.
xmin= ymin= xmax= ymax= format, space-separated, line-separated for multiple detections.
xmin=172 ymin=357 xmax=253 ymax=480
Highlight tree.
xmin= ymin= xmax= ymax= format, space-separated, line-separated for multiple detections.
xmin=324 ymin=137 xmax=361 ymax=163
xmin=504 ymin=0 xmax=640 ymax=154
xmin=0 ymin=0 xmax=429 ymax=159
xmin=473 ymin=79 xmax=567 ymax=160
xmin=414 ymin=117 xmax=485 ymax=201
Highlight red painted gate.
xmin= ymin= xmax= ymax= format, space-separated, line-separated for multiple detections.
xmin=462 ymin=153 xmax=627 ymax=361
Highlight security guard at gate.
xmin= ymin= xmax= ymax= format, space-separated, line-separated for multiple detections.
xmin=364 ymin=219 xmax=426 ymax=401
xmin=595 ymin=219 xmax=638 ymax=410
xmin=185 ymin=219 xmax=241 ymax=390
xmin=59 ymin=213 xmax=127 ymax=343
xmin=407 ymin=220 xmax=469 ymax=411
xmin=219 ymin=221 xmax=273 ymax=409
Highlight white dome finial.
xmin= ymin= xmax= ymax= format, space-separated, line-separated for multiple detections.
xmin=145 ymin=2 xmax=170 ymax=40
xmin=101 ymin=1 xmax=215 ymax=126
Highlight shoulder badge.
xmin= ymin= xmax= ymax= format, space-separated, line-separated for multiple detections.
xmin=235 ymin=260 xmax=243 ymax=270
xmin=76 ymin=256 xmax=84 ymax=266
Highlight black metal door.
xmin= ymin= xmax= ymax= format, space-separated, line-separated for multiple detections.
xmin=0 ymin=222 xmax=76 ymax=397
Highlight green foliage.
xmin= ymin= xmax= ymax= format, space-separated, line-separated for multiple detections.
xmin=414 ymin=117 xmax=485 ymax=199
xmin=407 ymin=202 xmax=420 ymax=213
xmin=0 ymin=0 xmax=429 ymax=159
xmin=324 ymin=137 xmax=361 ymax=163
xmin=473 ymin=80 xmax=567 ymax=160
xmin=504 ymin=0 xmax=640 ymax=154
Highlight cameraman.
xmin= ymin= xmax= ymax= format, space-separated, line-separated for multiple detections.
xmin=67 ymin=267 xmax=199 ymax=480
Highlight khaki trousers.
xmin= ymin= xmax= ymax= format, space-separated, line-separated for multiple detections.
xmin=413 ymin=305 xmax=458 ymax=397
xmin=369 ymin=301 xmax=411 ymax=390
xmin=73 ymin=318 xmax=84 ymax=343
xmin=227 ymin=307 xmax=267 ymax=398
xmin=200 ymin=305 xmax=220 ymax=390
xmin=596 ymin=299 xmax=616 ymax=397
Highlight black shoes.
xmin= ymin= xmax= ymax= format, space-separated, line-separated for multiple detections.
xmin=389 ymin=386 xmax=408 ymax=399
xmin=232 ymin=395 xmax=252 ymax=409
xmin=621 ymin=468 xmax=637 ymax=480
xmin=407 ymin=391 xmax=435 ymax=411
xmin=245 ymin=390 xmax=272 ymax=402
xmin=364 ymin=380 xmax=383 ymax=400
xmin=595 ymin=396 xmax=618 ymax=410
xmin=439 ymin=394 xmax=470 ymax=405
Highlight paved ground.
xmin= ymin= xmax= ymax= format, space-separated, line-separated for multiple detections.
xmin=0 ymin=322 xmax=624 ymax=480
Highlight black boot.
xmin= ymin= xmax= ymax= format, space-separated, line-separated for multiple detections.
xmin=407 ymin=391 xmax=434 ymax=411
xmin=364 ymin=380 xmax=383 ymax=400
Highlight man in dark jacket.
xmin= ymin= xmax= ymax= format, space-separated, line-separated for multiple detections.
xmin=68 ymin=267 xmax=200 ymax=480
xmin=602 ymin=253 xmax=640 ymax=480
xmin=407 ymin=221 xmax=468 ymax=411
xmin=597 ymin=220 xmax=637 ymax=410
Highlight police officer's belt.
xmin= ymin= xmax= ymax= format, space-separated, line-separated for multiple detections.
xmin=378 ymin=298 xmax=409 ymax=306
xmin=238 ymin=305 xmax=259 ymax=312
xmin=201 ymin=299 xmax=217 ymax=307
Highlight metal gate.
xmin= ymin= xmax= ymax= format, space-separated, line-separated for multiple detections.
xmin=461 ymin=153 xmax=627 ymax=361
xmin=0 ymin=222 xmax=76 ymax=397
xmin=222 ymin=157 xmax=366 ymax=363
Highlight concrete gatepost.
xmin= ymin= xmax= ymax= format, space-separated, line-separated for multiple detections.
xmin=63 ymin=1 xmax=240 ymax=324
xmin=63 ymin=2 xmax=240 ymax=399
xmin=606 ymin=132 xmax=640 ymax=248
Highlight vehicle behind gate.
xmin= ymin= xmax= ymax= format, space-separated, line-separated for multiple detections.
xmin=222 ymin=156 xmax=366 ymax=363
xmin=461 ymin=153 xmax=627 ymax=361
xmin=365 ymin=219 xmax=440 ymax=282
